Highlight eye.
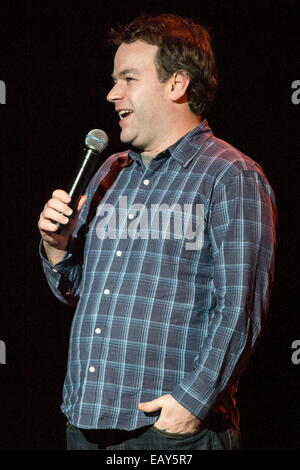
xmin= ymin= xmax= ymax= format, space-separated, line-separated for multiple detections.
xmin=125 ymin=77 xmax=135 ymax=83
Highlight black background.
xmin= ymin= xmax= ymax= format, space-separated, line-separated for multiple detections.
xmin=0 ymin=0 xmax=299 ymax=450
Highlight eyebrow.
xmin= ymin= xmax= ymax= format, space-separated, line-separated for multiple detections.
xmin=111 ymin=68 xmax=140 ymax=80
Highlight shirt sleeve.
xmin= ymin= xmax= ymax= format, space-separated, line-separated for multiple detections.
xmin=39 ymin=173 xmax=96 ymax=306
xmin=39 ymin=153 xmax=122 ymax=306
xmin=171 ymin=169 xmax=277 ymax=420
xmin=39 ymin=237 xmax=84 ymax=306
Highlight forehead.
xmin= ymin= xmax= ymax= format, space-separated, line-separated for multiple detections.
xmin=113 ymin=40 xmax=159 ymax=73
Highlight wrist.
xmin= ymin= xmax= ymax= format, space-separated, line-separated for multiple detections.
xmin=43 ymin=240 xmax=68 ymax=265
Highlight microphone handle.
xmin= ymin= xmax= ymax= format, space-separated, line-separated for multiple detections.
xmin=55 ymin=147 xmax=100 ymax=234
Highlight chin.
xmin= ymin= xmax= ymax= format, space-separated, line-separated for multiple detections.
xmin=120 ymin=131 xmax=135 ymax=145
xmin=121 ymin=135 xmax=143 ymax=151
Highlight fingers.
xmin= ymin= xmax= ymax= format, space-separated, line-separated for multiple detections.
xmin=38 ymin=190 xmax=73 ymax=234
xmin=52 ymin=189 xmax=71 ymax=204
xmin=138 ymin=396 xmax=165 ymax=413
xmin=47 ymin=191 xmax=73 ymax=217
xmin=39 ymin=208 xmax=69 ymax=232
xmin=38 ymin=190 xmax=88 ymax=237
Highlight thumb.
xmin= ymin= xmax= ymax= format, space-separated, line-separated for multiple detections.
xmin=138 ymin=397 xmax=164 ymax=413
xmin=70 ymin=195 xmax=87 ymax=221
xmin=67 ymin=195 xmax=87 ymax=234
xmin=77 ymin=195 xmax=87 ymax=213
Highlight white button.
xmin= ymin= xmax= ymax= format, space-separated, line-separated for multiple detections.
xmin=52 ymin=268 xmax=58 ymax=272
xmin=128 ymin=213 xmax=134 ymax=219
xmin=104 ymin=288 xmax=110 ymax=295
xmin=116 ymin=250 xmax=122 ymax=256
xmin=95 ymin=328 xmax=101 ymax=334
xmin=143 ymin=179 xmax=150 ymax=186
xmin=89 ymin=366 xmax=95 ymax=373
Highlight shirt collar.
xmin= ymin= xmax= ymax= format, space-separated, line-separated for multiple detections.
xmin=128 ymin=119 xmax=213 ymax=168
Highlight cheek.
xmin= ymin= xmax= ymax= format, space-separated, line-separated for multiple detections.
xmin=133 ymin=85 xmax=167 ymax=124
xmin=140 ymin=97 xmax=163 ymax=121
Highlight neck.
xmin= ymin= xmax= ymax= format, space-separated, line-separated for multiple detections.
xmin=141 ymin=114 xmax=202 ymax=158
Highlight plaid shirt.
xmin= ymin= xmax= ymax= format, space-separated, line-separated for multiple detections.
xmin=40 ymin=120 xmax=276 ymax=430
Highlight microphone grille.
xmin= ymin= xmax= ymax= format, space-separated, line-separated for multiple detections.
xmin=85 ymin=129 xmax=108 ymax=152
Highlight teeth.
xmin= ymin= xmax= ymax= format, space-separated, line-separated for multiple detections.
xmin=119 ymin=110 xmax=133 ymax=119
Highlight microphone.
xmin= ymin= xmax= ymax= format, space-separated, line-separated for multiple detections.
xmin=56 ymin=129 xmax=108 ymax=233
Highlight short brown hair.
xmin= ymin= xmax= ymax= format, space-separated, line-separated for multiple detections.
xmin=109 ymin=13 xmax=218 ymax=116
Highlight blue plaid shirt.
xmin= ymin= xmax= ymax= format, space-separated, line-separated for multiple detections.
xmin=40 ymin=120 xmax=276 ymax=430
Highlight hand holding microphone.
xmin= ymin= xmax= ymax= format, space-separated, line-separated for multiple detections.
xmin=38 ymin=129 xmax=108 ymax=265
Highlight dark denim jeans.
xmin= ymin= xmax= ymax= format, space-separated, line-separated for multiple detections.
xmin=66 ymin=422 xmax=241 ymax=450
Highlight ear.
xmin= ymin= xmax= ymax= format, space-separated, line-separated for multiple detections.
xmin=169 ymin=71 xmax=190 ymax=102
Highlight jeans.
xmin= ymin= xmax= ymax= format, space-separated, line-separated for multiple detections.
xmin=66 ymin=422 xmax=241 ymax=450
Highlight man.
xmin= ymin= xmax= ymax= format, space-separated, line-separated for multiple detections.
xmin=38 ymin=13 xmax=276 ymax=450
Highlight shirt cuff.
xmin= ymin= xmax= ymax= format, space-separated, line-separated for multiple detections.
xmin=39 ymin=239 xmax=73 ymax=272
xmin=171 ymin=378 xmax=212 ymax=421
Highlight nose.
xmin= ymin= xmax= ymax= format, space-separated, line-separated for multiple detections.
xmin=106 ymin=81 xmax=123 ymax=103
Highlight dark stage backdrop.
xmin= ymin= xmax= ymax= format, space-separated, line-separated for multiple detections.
xmin=1 ymin=0 xmax=299 ymax=450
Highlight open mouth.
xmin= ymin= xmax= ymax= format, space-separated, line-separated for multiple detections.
xmin=118 ymin=109 xmax=134 ymax=120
